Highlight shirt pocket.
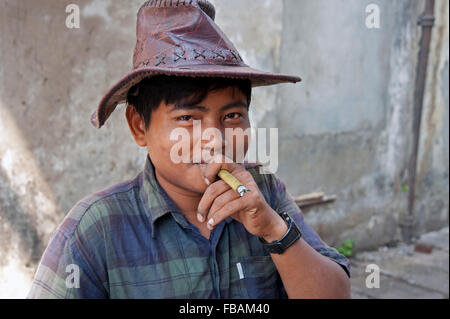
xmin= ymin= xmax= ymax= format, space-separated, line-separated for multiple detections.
xmin=237 ymin=256 xmax=280 ymax=299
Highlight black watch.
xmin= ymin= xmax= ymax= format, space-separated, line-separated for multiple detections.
xmin=259 ymin=212 xmax=302 ymax=254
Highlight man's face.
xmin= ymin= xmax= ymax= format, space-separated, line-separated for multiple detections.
xmin=132 ymin=86 xmax=251 ymax=195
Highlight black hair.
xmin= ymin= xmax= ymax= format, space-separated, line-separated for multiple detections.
xmin=126 ymin=75 xmax=252 ymax=129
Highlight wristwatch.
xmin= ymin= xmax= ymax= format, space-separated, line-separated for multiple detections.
xmin=259 ymin=212 xmax=302 ymax=254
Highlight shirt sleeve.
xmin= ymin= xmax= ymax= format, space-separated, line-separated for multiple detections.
xmin=27 ymin=206 xmax=109 ymax=299
xmin=267 ymin=173 xmax=351 ymax=278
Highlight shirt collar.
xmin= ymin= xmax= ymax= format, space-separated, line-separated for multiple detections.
xmin=139 ymin=155 xmax=190 ymax=237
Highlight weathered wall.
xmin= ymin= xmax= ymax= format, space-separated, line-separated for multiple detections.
xmin=0 ymin=0 xmax=448 ymax=298
xmin=277 ymin=0 xmax=449 ymax=249
xmin=415 ymin=0 xmax=449 ymax=233
xmin=0 ymin=0 xmax=147 ymax=298
xmin=276 ymin=0 xmax=449 ymax=250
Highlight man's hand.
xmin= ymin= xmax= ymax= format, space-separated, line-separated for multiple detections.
xmin=196 ymin=156 xmax=351 ymax=299
xmin=196 ymin=157 xmax=288 ymax=242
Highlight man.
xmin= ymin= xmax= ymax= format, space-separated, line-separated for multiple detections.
xmin=28 ymin=0 xmax=350 ymax=299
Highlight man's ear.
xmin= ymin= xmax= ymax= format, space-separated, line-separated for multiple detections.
xmin=125 ymin=105 xmax=147 ymax=147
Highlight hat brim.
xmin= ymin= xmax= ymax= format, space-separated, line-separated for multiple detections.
xmin=92 ymin=64 xmax=301 ymax=128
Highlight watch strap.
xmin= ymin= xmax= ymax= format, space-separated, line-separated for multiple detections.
xmin=259 ymin=212 xmax=302 ymax=254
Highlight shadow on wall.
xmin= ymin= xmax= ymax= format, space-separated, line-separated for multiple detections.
xmin=0 ymin=104 xmax=63 ymax=298
xmin=0 ymin=168 xmax=46 ymax=265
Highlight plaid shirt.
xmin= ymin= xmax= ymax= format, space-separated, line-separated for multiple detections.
xmin=28 ymin=156 xmax=350 ymax=299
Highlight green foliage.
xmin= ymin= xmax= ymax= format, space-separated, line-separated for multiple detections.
xmin=401 ymin=184 xmax=409 ymax=192
xmin=337 ymin=239 xmax=355 ymax=257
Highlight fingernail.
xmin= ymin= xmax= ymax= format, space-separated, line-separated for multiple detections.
xmin=204 ymin=177 xmax=210 ymax=186
xmin=207 ymin=218 xmax=214 ymax=229
xmin=197 ymin=213 xmax=204 ymax=223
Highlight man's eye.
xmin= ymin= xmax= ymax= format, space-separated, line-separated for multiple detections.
xmin=224 ymin=112 xmax=242 ymax=120
xmin=177 ymin=115 xmax=193 ymax=121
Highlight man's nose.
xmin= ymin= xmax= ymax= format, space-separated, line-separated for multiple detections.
xmin=202 ymin=127 xmax=225 ymax=149
xmin=200 ymin=120 xmax=226 ymax=158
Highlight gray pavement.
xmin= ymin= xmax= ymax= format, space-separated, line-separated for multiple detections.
xmin=349 ymin=226 xmax=449 ymax=299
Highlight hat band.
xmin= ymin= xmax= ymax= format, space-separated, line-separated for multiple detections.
xmin=133 ymin=46 xmax=245 ymax=70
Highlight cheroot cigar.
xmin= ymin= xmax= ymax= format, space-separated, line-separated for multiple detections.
xmin=217 ymin=169 xmax=251 ymax=197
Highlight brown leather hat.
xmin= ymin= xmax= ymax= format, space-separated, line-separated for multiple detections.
xmin=91 ymin=0 xmax=301 ymax=128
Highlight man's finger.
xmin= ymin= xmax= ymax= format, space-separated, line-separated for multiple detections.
xmin=206 ymin=189 xmax=239 ymax=222
xmin=197 ymin=180 xmax=229 ymax=222
xmin=206 ymin=197 xmax=250 ymax=230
